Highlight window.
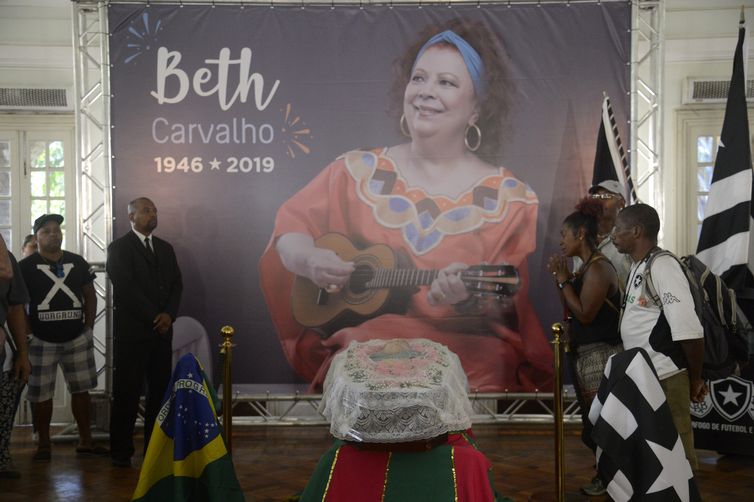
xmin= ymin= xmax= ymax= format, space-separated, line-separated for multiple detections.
xmin=0 ymin=117 xmax=74 ymax=257
xmin=694 ymin=133 xmax=754 ymax=239
xmin=28 ymin=136 xmax=68 ymax=247
xmin=677 ymin=108 xmax=754 ymax=254
xmin=0 ymin=138 xmax=12 ymax=248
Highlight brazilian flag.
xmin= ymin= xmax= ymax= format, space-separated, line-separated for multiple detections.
xmin=132 ymin=354 xmax=245 ymax=502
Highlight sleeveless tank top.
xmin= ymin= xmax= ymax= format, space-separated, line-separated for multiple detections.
xmin=570 ymin=253 xmax=622 ymax=347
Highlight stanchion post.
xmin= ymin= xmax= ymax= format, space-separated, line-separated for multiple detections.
xmin=552 ymin=322 xmax=565 ymax=502
xmin=220 ymin=325 xmax=235 ymax=455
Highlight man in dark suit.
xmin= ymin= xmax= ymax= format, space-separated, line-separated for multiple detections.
xmin=107 ymin=197 xmax=182 ymax=467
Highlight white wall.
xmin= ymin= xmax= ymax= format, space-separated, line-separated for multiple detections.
xmin=0 ymin=0 xmax=73 ymax=89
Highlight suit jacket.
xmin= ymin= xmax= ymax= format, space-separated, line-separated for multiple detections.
xmin=107 ymin=230 xmax=183 ymax=343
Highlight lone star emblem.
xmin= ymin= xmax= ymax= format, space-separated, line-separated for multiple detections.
xmin=645 ymin=437 xmax=693 ymax=501
xmin=719 ymin=384 xmax=742 ymax=406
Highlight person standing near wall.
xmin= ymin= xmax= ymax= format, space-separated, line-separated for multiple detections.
xmin=0 ymin=234 xmax=30 ymax=478
xmin=21 ymin=234 xmax=38 ymax=258
xmin=20 ymin=214 xmax=105 ymax=463
xmin=107 ymin=197 xmax=182 ymax=468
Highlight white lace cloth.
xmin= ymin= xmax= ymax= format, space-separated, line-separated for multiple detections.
xmin=319 ymin=338 xmax=473 ymax=443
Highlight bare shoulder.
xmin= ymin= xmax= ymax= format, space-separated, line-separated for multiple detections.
xmin=586 ymin=257 xmax=618 ymax=281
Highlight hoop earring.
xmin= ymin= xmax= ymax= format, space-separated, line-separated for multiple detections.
xmin=465 ymin=123 xmax=482 ymax=152
xmin=400 ymin=114 xmax=411 ymax=138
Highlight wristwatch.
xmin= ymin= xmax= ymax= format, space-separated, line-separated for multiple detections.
xmin=557 ymin=279 xmax=570 ymax=290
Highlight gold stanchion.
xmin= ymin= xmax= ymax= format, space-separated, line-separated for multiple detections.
xmin=552 ymin=322 xmax=565 ymax=502
xmin=220 ymin=325 xmax=235 ymax=455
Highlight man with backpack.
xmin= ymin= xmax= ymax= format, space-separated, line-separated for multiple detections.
xmin=611 ymin=203 xmax=707 ymax=469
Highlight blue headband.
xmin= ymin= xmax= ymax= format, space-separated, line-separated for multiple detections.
xmin=412 ymin=30 xmax=486 ymax=98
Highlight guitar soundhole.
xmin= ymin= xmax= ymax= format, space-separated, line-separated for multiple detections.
xmin=348 ymin=264 xmax=374 ymax=294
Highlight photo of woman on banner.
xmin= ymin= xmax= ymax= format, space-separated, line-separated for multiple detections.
xmin=259 ymin=19 xmax=553 ymax=392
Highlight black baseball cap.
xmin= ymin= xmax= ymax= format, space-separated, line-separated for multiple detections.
xmin=33 ymin=214 xmax=64 ymax=234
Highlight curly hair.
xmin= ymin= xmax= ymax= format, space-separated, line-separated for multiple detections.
xmin=387 ymin=19 xmax=513 ymax=162
xmin=563 ymin=198 xmax=604 ymax=249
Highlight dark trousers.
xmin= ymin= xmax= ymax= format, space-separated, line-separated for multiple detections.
xmin=109 ymin=336 xmax=172 ymax=460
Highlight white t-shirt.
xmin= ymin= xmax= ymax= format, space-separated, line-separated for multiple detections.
xmin=620 ymin=253 xmax=703 ymax=379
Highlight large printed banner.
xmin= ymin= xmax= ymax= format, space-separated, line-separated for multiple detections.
xmin=108 ymin=3 xmax=630 ymax=390
xmin=691 ymin=374 xmax=754 ymax=455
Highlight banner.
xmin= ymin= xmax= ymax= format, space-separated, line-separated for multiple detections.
xmin=108 ymin=3 xmax=630 ymax=389
xmin=691 ymin=375 xmax=754 ymax=455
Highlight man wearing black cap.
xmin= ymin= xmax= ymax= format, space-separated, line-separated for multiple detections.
xmin=19 ymin=214 xmax=105 ymax=463
xmin=106 ymin=197 xmax=182 ymax=467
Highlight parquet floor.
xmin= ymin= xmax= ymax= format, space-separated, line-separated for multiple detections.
xmin=1 ymin=423 xmax=752 ymax=501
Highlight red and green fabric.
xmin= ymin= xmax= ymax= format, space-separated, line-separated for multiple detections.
xmin=299 ymin=430 xmax=509 ymax=502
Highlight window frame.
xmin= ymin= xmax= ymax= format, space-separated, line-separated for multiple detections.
xmin=675 ymin=106 xmax=754 ymax=256
xmin=0 ymin=115 xmax=75 ymax=255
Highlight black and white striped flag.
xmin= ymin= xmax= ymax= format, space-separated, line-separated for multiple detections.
xmin=592 ymin=94 xmax=638 ymax=204
xmin=696 ymin=19 xmax=754 ymax=293
xmin=589 ymin=348 xmax=701 ymax=502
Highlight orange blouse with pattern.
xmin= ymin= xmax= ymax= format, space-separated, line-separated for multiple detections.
xmin=259 ymin=148 xmax=553 ymax=392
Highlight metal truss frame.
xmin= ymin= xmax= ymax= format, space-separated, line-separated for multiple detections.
xmin=71 ymin=0 xmax=113 ymax=435
xmin=71 ymin=0 xmax=662 ymax=427
xmin=631 ymin=0 xmax=664 ymax=212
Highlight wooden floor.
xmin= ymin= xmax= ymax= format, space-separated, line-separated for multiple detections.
xmin=2 ymin=424 xmax=753 ymax=501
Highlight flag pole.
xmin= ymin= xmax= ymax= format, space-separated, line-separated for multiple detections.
xmin=220 ymin=325 xmax=235 ymax=455
xmin=552 ymin=322 xmax=566 ymax=502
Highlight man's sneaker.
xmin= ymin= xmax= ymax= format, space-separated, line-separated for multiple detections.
xmin=581 ymin=476 xmax=607 ymax=496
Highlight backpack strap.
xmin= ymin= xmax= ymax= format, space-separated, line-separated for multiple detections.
xmin=642 ymin=249 xmax=676 ymax=308
xmin=580 ymin=253 xmax=621 ymax=313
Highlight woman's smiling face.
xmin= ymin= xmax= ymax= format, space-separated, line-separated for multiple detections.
xmin=403 ymin=45 xmax=479 ymax=142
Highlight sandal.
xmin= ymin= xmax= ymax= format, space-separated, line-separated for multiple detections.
xmin=75 ymin=445 xmax=110 ymax=458
xmin=33 ymin=448 xmax=51 ymax=463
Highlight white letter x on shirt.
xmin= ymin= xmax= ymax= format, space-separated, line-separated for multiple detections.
xmin=36 ymin=263 xmax=81 ymax=310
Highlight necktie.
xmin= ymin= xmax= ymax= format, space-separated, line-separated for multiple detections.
xmin=145 ymin=237 xmax=155 ymax=257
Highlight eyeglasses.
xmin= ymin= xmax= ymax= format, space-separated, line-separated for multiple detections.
xmin=589 ymin=193 xmax=621 ymax=200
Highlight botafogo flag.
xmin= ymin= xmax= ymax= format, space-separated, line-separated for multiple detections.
xmin=592 ymin=94 xmax=638 ymax=203
xmin=589 ymin=348 xmax=701 ymax=502
xmin=696 ymin=17 xmax=754 ymax=293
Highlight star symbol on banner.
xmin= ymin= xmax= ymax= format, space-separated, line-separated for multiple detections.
xmin=210 ymin=158 xmax=221 ymax=170
xmin=719 ymin=384 xmax=742 ymax=405
xmin=645 ymin=437 xmax=693 ymax=501
xmin=187 ymin=372 xmax=193 ymax=379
